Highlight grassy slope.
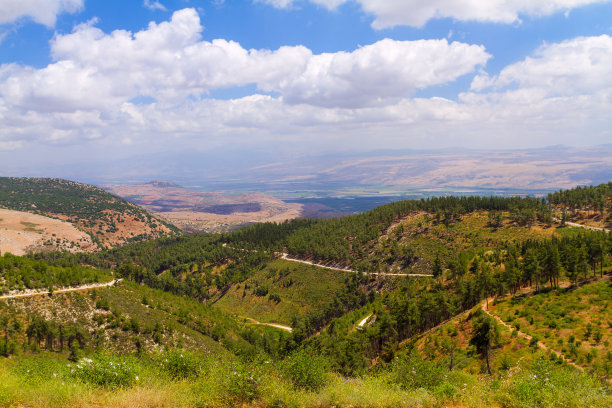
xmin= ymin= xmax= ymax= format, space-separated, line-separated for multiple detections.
xmin=214 ymin=259 xmax=348 ymax=325
xmin=0 ymin=177 xmax=180 ymax=249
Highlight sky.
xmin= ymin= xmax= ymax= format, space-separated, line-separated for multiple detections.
xmin=0 ymin=0 xmax=611 ymax=182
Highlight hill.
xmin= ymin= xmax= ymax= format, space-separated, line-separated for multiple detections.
xmin=1 ymin=183 xmax=611 ymax=407
xmin=103 ymin=180 xmax=303 ymax=233
xmin=0 ymin=177 xmax=180 ymax=250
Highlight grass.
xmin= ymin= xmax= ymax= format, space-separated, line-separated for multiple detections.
xmin=0 ymin=349 xmax=609 ymax=408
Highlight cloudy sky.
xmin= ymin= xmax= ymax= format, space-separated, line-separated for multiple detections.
xmin=0 ymin=0 xmax=611 ymax=181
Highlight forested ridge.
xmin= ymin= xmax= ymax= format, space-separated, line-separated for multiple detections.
xmin=0 ymin=253 xmax=111 ymax=294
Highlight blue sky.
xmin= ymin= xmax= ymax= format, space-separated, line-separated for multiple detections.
xmin=0 ymin=0 xmax=611 ymax=181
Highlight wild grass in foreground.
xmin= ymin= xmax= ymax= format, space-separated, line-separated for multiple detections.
xmin=0 ymin=349 xmax=609 ymax=408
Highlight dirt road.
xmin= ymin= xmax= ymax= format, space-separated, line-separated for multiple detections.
xmin=242 ymin=316 xmax=292 ymax=332
xmin=0 ymin=279 xmax=122 ymax=300
xmin=280 ymin=253 xmax=433 ymax=277
xmin=480 ymin=299 xmax=583 ymax=371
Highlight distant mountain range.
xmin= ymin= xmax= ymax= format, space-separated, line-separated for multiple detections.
xmin=3 ymin=145 xmax=610 ymax=196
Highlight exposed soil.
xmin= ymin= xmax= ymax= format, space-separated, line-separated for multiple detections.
xmin=0 ymin=208 xmax=96 ymax=255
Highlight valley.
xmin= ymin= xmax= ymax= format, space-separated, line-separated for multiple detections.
xmin=103 ymin=181 xmax=304 ymax=233
xmin=0 ymin=180 xmax=610 ymax=408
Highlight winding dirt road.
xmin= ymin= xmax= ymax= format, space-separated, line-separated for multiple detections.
xmin=0 ymin=279 xmax=122 ymax=300
xmin=280 ymin=253 xmax=433 ymax=277
xmin=563 ymin=221 xmax=610 ymax=233
xmin=242 ymin=316 xmax=292 ymax=332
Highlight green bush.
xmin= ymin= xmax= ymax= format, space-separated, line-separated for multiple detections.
xmin=283 ymin=348 xmax=329 ymax=391
xmin=158 ymin=349 xmax=201 ymax=380
xmin=391 ymin=351 xmax=446 ymax=390
xmin=223 ymin=362 xmax=260 ymax=404
xmin=70 ymin=355 xmax=137 ymax=388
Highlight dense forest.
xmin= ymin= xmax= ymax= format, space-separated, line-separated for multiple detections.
xmin=0 ymin=253 xmax=111 ymax=294
xmin=548 ymin=182 xmax=612 ymax=212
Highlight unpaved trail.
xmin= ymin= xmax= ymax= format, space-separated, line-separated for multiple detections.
xmin=357 ymin=314 xmax=372 ymax=329
xmin=0 ymin=279 xmax=122 ymax=300
xmin=242 ymin=316 xmax=292 ymax=332
xmin=280 ymin=253 xmax=433 ymax=277
xmin=480 ymin=299 xmax=584 ymax=372
xmin=564 ymin=221 xmax=610 ymax=232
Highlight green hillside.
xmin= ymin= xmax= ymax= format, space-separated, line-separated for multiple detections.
xmin=1 ymin=183 xmax=611 ymax=407
xmin=214 ymin=259 xmax=350 ymax=325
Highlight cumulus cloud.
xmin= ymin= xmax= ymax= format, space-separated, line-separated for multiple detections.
xmin=261 ymin=0 xmax=612 ymax=28
xmin=471 ymin=35 xmax=612 ymax=95
xmin=0 ymin=0 xmax=83 ymax=27
xmin=274 ymin=38 xmax=489 ymax=107
xmin=1 ymin=8 xmax=611 ymax=158
xmin=0 ymin=8 xmax=488 ymax=112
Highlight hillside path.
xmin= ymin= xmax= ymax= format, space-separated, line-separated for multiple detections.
xmin=357 ymin=314 xmax=373 ymax=329
xmin=280 ymin=253 xmax=433 ymax=277
xmin=0 ymin=279 xmax=122 ymax=300
xmin=480 ymin=299 xmax=584 ymax=372
xmin=242 ymin=316 xmax=292 ymax=332
xmin=563 ymin=221 xmax=610 ymax=232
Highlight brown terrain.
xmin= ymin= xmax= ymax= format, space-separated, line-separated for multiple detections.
xmin=103 ymin=181 xmax=303 ymax=233
xmin=243 ymin=145 xmax=612 ymax=190
xmin=0 ymin=178 xmax=180 ymax=251
xmin=53 ymin=209 xmax=178 ymax=249
xmin=0 ymin=208 xmax=95 ymax=255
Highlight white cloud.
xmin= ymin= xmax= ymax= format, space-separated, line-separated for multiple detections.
xmin=0 ymin=0 xmax=83 ymax=27
xmin=0 ymin=8 xmax=487 ymax=111
xmin=1 ymin=8 xmax=611 ymax=160
xmin=260 ymin=0 xmax=612 ymax=28
xmin=256 ymin=0 xmax=294 ymax=8
xmin=471 ymin=35 xmax=612 ymax=95
xmin=143 ymin=0 xmax=167 ymax=11
xmin=274 ymin=39 xmax=489 ymax=107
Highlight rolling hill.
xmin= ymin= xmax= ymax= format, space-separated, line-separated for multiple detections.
xmin=0 ymin=177 xmax=181 ymax=251
xmin=0 ymin=182 xmax=610 ymax=407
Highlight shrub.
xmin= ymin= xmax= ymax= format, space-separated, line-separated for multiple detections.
xmin=95 ymin=298 xmax=110 ymax=311
xmin=223 ymin=362 xmax=260 ymax=404
xmin=254 ymin=287 xmax=268 ymax=297
xmin=158 ymin=349 xmax=201 ymax=380
xmin=283 ymin=348 xmax=328 ymax=391
xmin=70 ymin=355 xmax=136 ymax=388
xmin=391 ymin=351 xmax=446 ymax=390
